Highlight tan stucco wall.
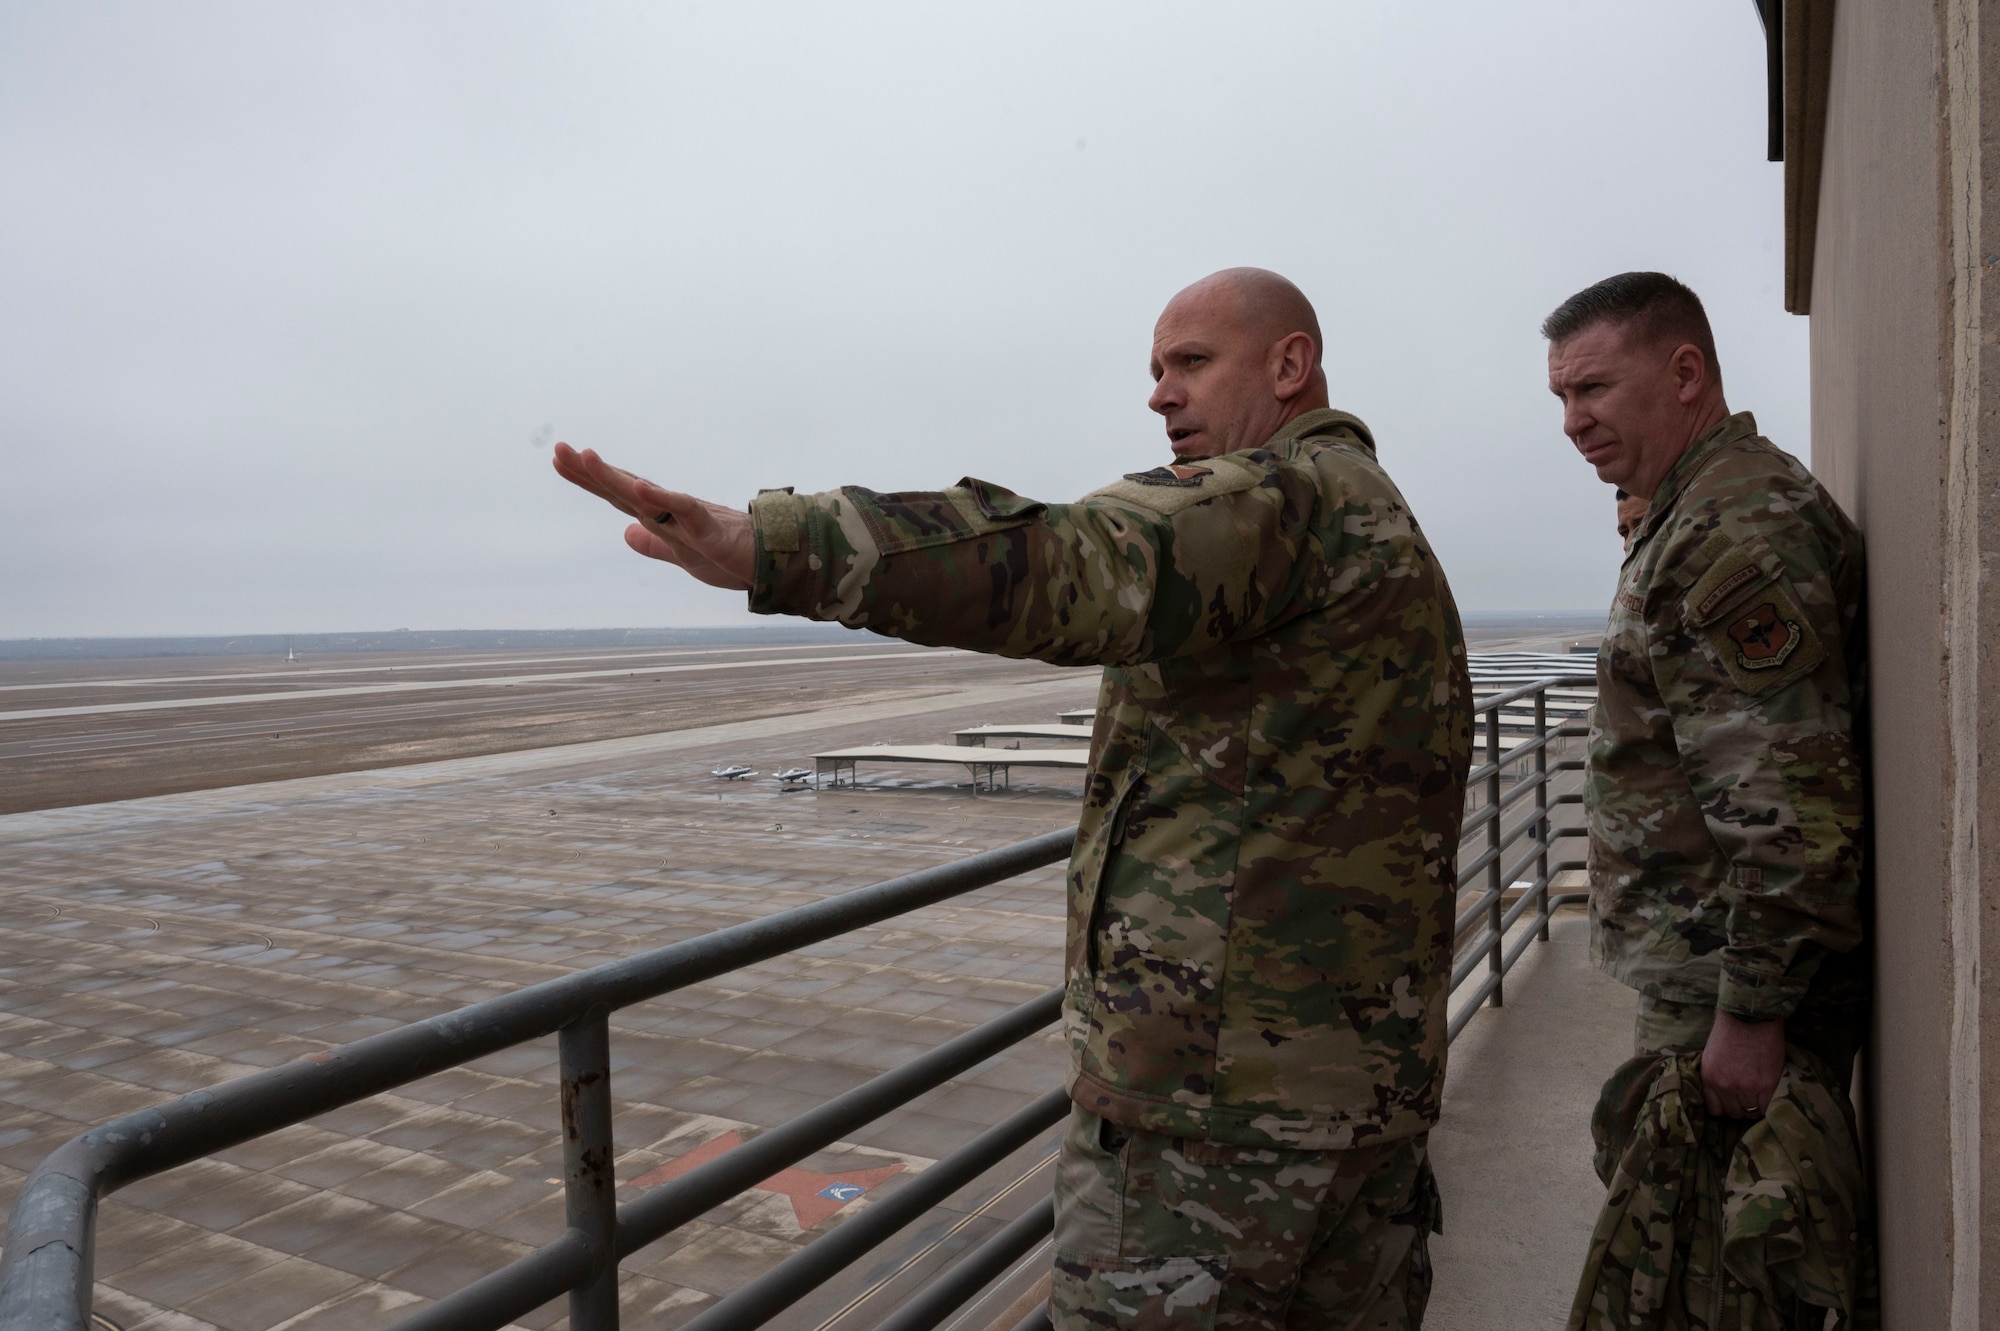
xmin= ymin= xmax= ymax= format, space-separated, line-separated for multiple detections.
xmin=1936 ymin=2 xmax=2000 ymax=1322
xmin=1806 ymin=1 xmax=1952 ymax=1324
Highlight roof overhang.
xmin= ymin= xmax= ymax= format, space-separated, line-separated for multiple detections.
xmin=1758 ymin=0 xmax=1836 ymax=314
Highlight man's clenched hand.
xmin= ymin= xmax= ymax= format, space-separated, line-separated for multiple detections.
xmin=1699 ymin=1010 xmax=1786 ymax=1119
xmin=552 ymin=444 xmax=755 ymax=592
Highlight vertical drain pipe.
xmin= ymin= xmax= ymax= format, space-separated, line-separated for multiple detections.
xmin=560 ymin=1010 xmax=619 ymax=1330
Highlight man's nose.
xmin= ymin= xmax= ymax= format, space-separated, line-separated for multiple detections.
xmin=1562 ymin=398 xmax=1592 ymax=441
xmin=1148 ymin=377 xmax=1179 ymax=415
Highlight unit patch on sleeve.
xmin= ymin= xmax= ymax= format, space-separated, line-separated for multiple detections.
xmin=1727 ymin=602 xmax=1801 ymax=669
xmin=1701 ymin=578 xmax=1826 ymax=694
xmin=1086 ymin=456 xmax=1259 ymax=514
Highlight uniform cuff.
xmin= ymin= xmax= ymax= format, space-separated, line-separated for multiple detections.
xmin=1715 ymin=960 xmax=1808 ymax=1022
xmin=748 ymin=489 xmax=808 ymax=616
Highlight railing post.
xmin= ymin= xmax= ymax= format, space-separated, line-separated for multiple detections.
xmin=1535 ymin=687 xmax=1552 ymax=943
xmin=560 ymin=1009 xmax=619 ymax=1331
xmin=1485 ymin=705 xmax=1503 ymax=1007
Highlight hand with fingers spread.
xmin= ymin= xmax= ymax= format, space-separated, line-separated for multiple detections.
xmin=551 ymin=443 xmax=754 ymax=591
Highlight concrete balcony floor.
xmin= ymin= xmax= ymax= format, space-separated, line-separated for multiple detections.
xmin=1428 ymin=909 xmax=1638 ymax=1330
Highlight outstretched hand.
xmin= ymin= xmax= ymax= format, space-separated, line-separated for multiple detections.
xmin=552 ymin=443 xmax=755 ymax=592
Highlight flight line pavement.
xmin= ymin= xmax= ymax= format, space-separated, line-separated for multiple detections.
xmin=0 ymin=642 xmax=1051 ymax=815
xmin=0 ymin=629 xmax=1621 ymax=1331
xmin=0 ymin=672 xmax=1098 ymax=1331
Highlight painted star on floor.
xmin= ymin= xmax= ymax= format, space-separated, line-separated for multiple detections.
xmin=623 ymin=1130 xmax=906 ymax=1230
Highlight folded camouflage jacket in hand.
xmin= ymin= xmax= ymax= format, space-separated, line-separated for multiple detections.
xmin=1569 ymin=1048 xmax=1878 ymax=1330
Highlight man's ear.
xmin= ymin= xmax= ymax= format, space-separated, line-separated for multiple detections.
xmin=1670 ymin=343 xmax=1709 ymax=404
xmin=1270 ymin=332 xmax=1318 ymax=399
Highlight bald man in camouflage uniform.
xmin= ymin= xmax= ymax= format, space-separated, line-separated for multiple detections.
xmin=1545 ymin=273 xmax=1869 ymax=1314
xmin=557 ymin=269 xmax=1472 ymax=1329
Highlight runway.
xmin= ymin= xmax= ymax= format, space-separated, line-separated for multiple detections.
xmin=0 ymin=641 xmax=1069 ymax=814
xmin=0 ymin=665 xmax=1099 ymax=1331
xmin=0 ymin=649 xmax=970 ymax=722
xmin=0 ymin=641 xmax=886 ymax=695
xmin=0 ymin=620 xmax=1597 ymax=1330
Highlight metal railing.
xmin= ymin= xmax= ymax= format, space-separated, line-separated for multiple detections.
xmin=1449 ymin=673 xmax=1596 ymax=1040
xmin=0 ymin=674 xmax=1594 ymax=1331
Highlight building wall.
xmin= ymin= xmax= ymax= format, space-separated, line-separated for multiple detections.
xmin=1935 ymin=3 xmax=2000 ymax=1323
xmin=1808 ymin=0 xmax=2000 ymax=1322
xmin=1805 ymin=1 xmax=1953 ymax=1324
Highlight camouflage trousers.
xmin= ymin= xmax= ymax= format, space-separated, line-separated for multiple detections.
xmin=1050 ymin=1108 xmax=1439 ymax=1331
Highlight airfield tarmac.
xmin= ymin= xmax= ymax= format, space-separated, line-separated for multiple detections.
xmin=0 ymin=640 xmax=1060 ymax=814
xmin=0 ymin=622 xmax=1594 ymax=1331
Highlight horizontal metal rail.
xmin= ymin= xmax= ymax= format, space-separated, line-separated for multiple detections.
xmin=869 ymin=1200 xmax=1055 ymax=1331
xmin=1 ymin=673 xmax=1599 ymax=1331
xmin=675 ymin=1090 xmax=1070 ymax=1331
xmin=389 ymin=990 xmax=1066 ymax=1331
xmin=1447 ymin=673 xmax=1596 ymax=1045
xmin=0 ymin=830 xmax=1076 ymax=1331
xmin=1463 ymin=724 xmax=1586 ymax=789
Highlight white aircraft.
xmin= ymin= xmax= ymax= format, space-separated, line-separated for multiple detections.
xmin=711 ymin=765 xmax=757 ymax=780
xmin=773 ymin=767 xmax=812 ymax=784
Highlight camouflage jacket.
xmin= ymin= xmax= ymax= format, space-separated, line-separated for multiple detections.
xmin=749 ymin=408 xmax=1472 ymax=1149
xmin=1588 ymin=412 xmax=1867 ymax=1022
xmin=1569 ymin=1048 xmax=1878 ymax=1329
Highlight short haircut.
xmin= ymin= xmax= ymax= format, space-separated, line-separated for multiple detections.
xmin=1541 ymin=272 xmax=1720 ymax=379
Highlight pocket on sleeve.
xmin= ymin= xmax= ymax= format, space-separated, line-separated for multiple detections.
xmin=1682 ymin=536 xmax=1828 ymax=695
xmin=848 ymin=480 xmax=1045 ymax=556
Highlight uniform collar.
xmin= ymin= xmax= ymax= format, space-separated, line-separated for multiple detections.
xmin=1269 ymin=407 xmax=1377 ymax=456
xmin=1629 ymin=410 xmax=1758 ymax=548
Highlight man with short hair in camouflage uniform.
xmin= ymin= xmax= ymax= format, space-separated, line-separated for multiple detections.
xmin=555 ymin=268 xmax=1472 ymax=1329
xmin=1613 ymin=488 xmax=1646 ymax=552
xmin=1544 ymin=273 xmax=1870 ymax=1288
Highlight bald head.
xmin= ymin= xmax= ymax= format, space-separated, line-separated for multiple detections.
xmin=1178 ymin=267 xmax=1326 ymax=367
xmin=1148 ymin=268 xmax=1330 ymax=460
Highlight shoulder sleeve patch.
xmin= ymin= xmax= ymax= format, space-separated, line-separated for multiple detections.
xmin=1084 ymin=456 xmax=1263 ymax=515
xmin=1703 ymin=579 xmax=1827 ymax=695
xmin=1682 ymin=534 xmax=1785 ymax=627
xmin=1679 ymin=533 xmax=1828 ymax=694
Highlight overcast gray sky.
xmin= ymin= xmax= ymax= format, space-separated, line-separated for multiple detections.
xmin=0 ymin=2 xmax=1802 ymax=637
